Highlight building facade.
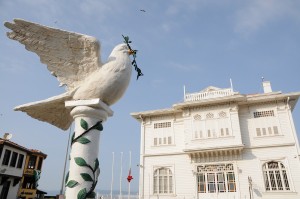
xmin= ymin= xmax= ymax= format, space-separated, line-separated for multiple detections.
xmin=131 ymin=81 xmax=300 ymax=199
xmin=0 ymin=137 xmax=47 ymax=199
xmin=0 ymin=137 xmax=29 ymax=199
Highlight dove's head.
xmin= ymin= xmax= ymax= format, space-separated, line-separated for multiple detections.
xmin=109 ymin=43 xmax=131 ymax=56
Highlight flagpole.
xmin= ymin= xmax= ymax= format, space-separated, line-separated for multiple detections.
xmin=111 ymin=152 xmax=115 ymax=199
xmin=119 ymin=152 xmax=123 ymax=199
xmin=128 ymin=151 xmax=132 ymax=199
xmin=60 ymin=125 xmax=72 ymax=195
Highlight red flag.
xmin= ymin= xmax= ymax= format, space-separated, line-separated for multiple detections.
xmin=127 ymin=168 xmax=133 ymax=182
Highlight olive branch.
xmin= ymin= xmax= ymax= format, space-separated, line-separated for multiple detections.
xmin=122 ymin=35 xmax=143 ymax=80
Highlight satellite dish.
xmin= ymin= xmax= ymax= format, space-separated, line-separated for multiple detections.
xmin=3 ymin=133 xmax=12 ymax=140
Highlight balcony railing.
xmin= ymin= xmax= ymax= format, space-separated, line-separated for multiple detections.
xmin=19 ymin=188 xmax=36 ymax=197
xmin=184 ymin=88 xmax=234 ymax=102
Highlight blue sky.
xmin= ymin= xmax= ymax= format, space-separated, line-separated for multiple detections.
xmin=1 ymin=0 xmax=300 ymax=195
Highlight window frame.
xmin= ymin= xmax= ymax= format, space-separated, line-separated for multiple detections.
xmin=152 ymin=120 xmax=174 ymax=147
xmin=153 ymin=167 xmax=173 ymax=195
xmin=192 ymin=111 xmax=232 ymax=140
xmin=9 ymin=151 xmax=18 ymax=167
xmin=28 ymin=155 xmax=37 ymax=169
xmin=262 ymin=161 xmax=291 ymax=192
xmin=2 ymin=149 xmax=12 ymax=166
xmin=17 ymin=154 xmax=25 ymax=169
xmin=196 ymin=163 xmax=237 ymax=194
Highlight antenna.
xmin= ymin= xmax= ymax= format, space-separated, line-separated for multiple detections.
xmin=3 ymin=133 xmax=12 ymax=140
xmin=183 ymin=85 xmax=186 ymax=100
xmin=230 ymin=78 xmax=233 ymax=91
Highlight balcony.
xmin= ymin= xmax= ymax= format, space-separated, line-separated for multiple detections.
xmin=19 ymin=188 xmax=36 ymax=198
xmin=184 ymin=87 xmax=235 ymax=102
xmin=24 ymin=168 xmax=34 ymax=175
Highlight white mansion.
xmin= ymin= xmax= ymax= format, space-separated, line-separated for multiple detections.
xmin=131 ymin=81 xmax=300 ymax=199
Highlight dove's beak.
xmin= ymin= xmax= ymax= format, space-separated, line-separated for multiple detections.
xmin=128 ymin=49 xmax=135 ymax=55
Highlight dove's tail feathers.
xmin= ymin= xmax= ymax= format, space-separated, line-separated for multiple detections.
xmin=14 ymin=93 xmax=73 ymax=131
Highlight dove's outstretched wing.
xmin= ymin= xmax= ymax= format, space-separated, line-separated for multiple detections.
xmin=4 ymin=19 xmax=102 ymax=90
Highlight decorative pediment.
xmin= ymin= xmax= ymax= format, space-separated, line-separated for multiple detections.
xmin=200 ymin=86 xmax=222 ymax=93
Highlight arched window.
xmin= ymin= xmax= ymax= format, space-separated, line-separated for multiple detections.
xmin=263 ymin=161 xmax=290 ymax=191
xmin=153 ymin=167 xmax=173 ymax=194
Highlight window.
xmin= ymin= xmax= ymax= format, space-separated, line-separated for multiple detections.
xmin=37 ymin=157 xmax=43 ymax=170
xmin=256 ymin=126 xmax=280 ymax=137
xmin=227 ymin=172 xmax=236 ymax=192
xmin=153 ymin=168 xmax=173 ymax=194
xmin=154 ymin=122 xmax=171 ymax=129
xmin=252 ymin=109 xmax=280 ymax=137
xmin=273 ymin=126 xmax=279 ymax=135
xmin=153 ymin=121 xmax=173 ymax=146
xmin=193 ymin=111 xmax=231 ymax=140
xmin=254 ymin=110 xmax=274 ymax=118
xmin=28 ymin=156 xmax=37 ymax=169
xmin=198 ymin=173 xmax=206 ymax=193
xmin=217 ymin=173 xmax=226 ymax=192
xmin=207 ymin=173 xmax=216 ymax=192
xmin=197 ymin=164 xmax=236 ymax=193
xmin=167 ymin=137 xmax=172 ymax=145
xmin=10 ymin=152 xmax=18 ymax=167
xmin=263 ymin=161 xmax=290 ymax=191
xmin=2 ymin=149 xmax=11 ymax=166
xmin=17 ymin=154 xmax=24 ymax=169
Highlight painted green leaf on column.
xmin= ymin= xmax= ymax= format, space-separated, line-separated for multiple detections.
xmin=80 ymin=173 xmax=93 ymax=182
xmin=80 ymin=118 xmax=88 ymax=130
xmin=77 ymin=137 xmax=91 ymax=144
xmin=95 ymin=168 xmax=100 ymax=179
xmin=66 ymin=180 xmax=78 ymax=188
xmin=77 ymin=188 xmax=87 ymax=199
xmin=93 ymin=122 xmax=103 ymax=131
xmin=94 ymin=158 xmax=99 ymax=171
xmin=74 ymin=157 xmax=87 ymax=167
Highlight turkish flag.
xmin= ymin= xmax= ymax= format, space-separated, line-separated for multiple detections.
xmin=127 ymin=168 xmax=133 ymax=182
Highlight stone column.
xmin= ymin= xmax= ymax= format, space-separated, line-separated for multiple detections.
xmin=64 ymin=99 xmax=113 ymax=199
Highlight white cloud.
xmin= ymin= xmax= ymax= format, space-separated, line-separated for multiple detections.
xmin=151 ymin=79 xmax=164 ymax=88
xmin=234 ymin=0 xmax=300 ymax=36
xmin=167 ymin=62 xmax=199 ymax=72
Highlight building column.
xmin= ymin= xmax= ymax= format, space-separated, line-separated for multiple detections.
xmin=65 ymin=99 xmax=113 ymax=199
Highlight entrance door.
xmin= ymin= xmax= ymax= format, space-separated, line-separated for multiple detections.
xmin=0 ymin=180 xmax=11 ymax=199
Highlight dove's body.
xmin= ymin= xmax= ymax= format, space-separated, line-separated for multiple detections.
xmin=4 ymin=19 xmax=132 ymax=130
xmin=73 ymin=44 xmax=132 ymax=105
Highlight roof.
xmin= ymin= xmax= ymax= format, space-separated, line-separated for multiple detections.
xmin=0 ymin=138 xmax=31 ymax=153
xmin=131 ymin=90 xmax=300 ymax=120
xmin=0 ymin=138 xmax=47 ymax=158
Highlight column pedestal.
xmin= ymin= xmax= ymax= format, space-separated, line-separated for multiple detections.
xmin=65 ymin=99 xmax=113 ymax=199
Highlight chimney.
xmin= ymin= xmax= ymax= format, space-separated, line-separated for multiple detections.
xmin=262 ymin=81 xmax=272 ymax=93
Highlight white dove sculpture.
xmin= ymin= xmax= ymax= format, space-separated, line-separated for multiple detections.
xmin=4 ymin=19 xmax=133 ymax=130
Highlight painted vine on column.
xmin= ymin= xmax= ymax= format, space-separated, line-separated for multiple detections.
xmin=65 ymin=119 xmax=103 ymax=199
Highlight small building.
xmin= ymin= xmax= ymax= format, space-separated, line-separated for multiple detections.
xmin=0 ymin=136 xmax=29 ymax=199
xmin=131 ymin=81 xmax=300 ymax=199
xmin=0 ymin=135 xmax=47 ymax=199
